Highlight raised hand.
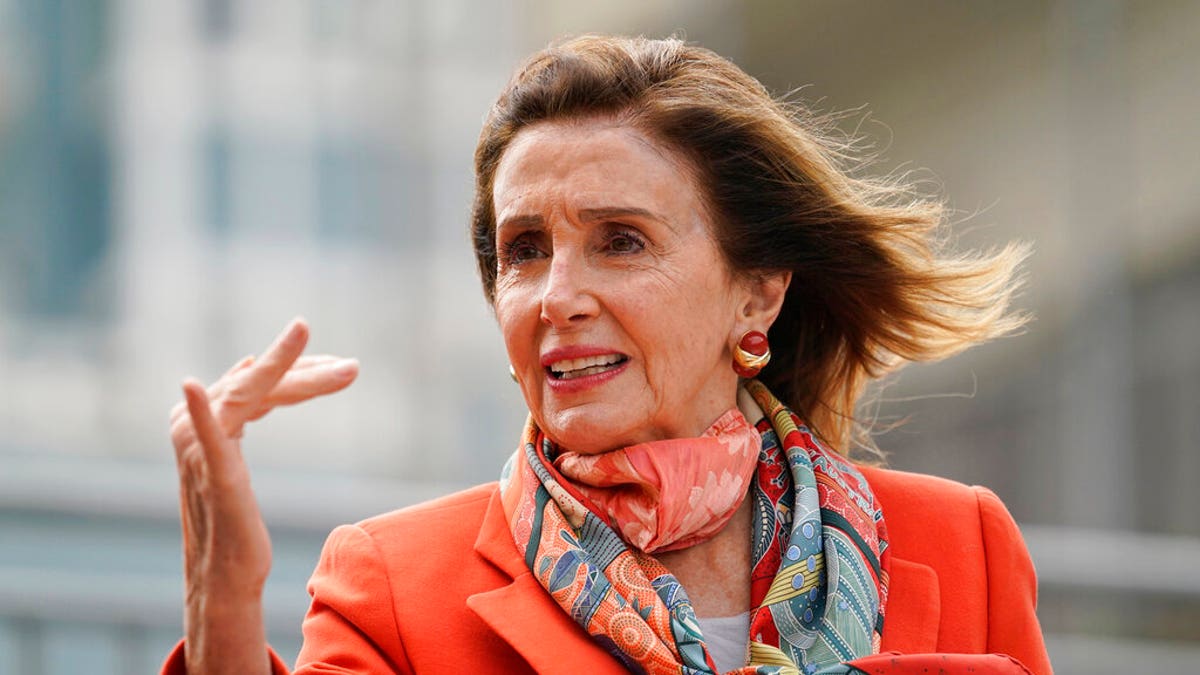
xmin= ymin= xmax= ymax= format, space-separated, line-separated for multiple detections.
xmin=169 ymin=319 xmax=358 ymax=673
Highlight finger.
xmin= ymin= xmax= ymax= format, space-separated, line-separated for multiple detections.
xmin=170 ymin=401 xmax=187 ymax=427
xmin=177 ymin=354 xmax=342 ymax=428
xmin=211 ymin=354 xmax=335 ymax=401
xmin=202 ymin=354 xmax=260 ymax=409
xmin=230 ymin=353 xmax=257 ymax=374
xmin=182 ymin=378 xmax=236 ymax=476
xmin=170 ymin=414 xmax=197 ymax=461
xmin=238 ymin=318 xmax=310 ymax=403
xmin=289 ymin=354 xmax=345 ymax=371
xmin=170 ymin=355 xmax=256 ymax=427
xmin=253 ymin=359 xmax=359 ymax=413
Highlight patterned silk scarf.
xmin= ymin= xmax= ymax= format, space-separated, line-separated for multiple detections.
xmin=498 ymin=380 xmax=890 ymax=674
xmin=553 ymin=408 xmax=763 ymax=554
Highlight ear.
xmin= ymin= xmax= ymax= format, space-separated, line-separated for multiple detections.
xmin=733 ymin=270 xmax=792 ymax=337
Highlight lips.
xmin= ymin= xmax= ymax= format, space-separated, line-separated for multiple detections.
xmin=540 ymin=346 xmax=630 ymax=391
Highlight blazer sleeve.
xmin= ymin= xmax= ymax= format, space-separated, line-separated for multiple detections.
xmin=974 ymin=486 xmax=1054 ymax=675
xmin=159 ymin=523 xmax=415 ymax=675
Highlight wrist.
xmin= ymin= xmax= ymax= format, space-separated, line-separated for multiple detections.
xmin=185 ymin=594 xmax=269 ymax=675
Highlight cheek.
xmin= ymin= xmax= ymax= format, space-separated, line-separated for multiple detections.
xmin=642 ymin=264 xmax=736 ymax=329
xmin=494 ymin=292 xmax=535 ymax=360
xmin=630 ymin=286 xmax=732 ymax=371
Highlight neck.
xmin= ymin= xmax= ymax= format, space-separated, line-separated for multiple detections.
xmin=654 ymin=486 xmax=753 ymax=618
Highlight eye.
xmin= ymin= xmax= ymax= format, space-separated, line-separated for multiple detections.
xmin=499 ymin=235 xmax=544 ymax=267
xmin=606 ymin=229 xmax=646 ymax=254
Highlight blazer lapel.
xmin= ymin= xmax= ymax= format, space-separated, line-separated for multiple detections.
xmin=468 ymin=489 xmax=628 ymax=674
xmin=881 ymin=556 xmax=941 ymax=653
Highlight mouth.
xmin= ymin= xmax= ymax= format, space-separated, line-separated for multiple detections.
xmin=546 ymin=353 xmax=629 ymax=380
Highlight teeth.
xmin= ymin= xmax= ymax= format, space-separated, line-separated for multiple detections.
xmin=549 ymin=354 xmax=624 ymax=376
xmin=558 ymin=364 xmax=621 ymax=380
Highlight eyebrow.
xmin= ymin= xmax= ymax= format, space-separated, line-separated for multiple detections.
xmin=578 ymin=206 xmax=668 ymax=225
xmin=495 ymin=214 xmax=544 ymax=232
xmin=496 ymin=206 xmax=669 ymax=232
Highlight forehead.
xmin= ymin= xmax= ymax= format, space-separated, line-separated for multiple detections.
xmin=491 ymin=119 xmax=707 ymax=221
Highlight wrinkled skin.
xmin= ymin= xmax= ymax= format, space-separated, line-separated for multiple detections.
xmin=170 ymin=319 xmax=358 ymax=673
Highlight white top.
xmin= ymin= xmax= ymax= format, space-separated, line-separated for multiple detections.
xmin=697 ymin=612 xmax=751 ymax=672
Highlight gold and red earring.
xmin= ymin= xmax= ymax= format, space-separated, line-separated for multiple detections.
xmin=732 ymin=330 xmax=770 ymax=378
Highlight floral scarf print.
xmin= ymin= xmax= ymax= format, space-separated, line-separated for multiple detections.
xmin=552 ymin=408 xmax=763 ymax=554
xmin=498 ymin=380 xmax=890 ymax=674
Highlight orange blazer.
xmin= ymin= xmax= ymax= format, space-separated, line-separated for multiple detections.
xmin=162 ymin=466 xmax=1052 ymax=674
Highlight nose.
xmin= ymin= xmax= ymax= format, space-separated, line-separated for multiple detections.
xmin=539 ymin=250 xmax=600 ymax=328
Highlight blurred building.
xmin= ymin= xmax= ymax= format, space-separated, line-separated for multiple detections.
xmin=0 ymin=1 xmax=1196 ymax=673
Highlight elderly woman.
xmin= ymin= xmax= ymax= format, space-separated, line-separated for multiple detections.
xmin=162 ymin=36 xmax=1051 ymax=674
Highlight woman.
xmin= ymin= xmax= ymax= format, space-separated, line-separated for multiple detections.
xmin=162 ymin=36 xmax=1051 ymax=674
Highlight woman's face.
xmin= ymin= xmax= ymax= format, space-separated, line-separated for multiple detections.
xmin=491 ymin=118 xmax=754 ymax=455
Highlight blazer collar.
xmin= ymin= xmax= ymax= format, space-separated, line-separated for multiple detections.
xmin=468 ymin=488 xmax=628 ymax=674
xmin=470 ymin=487 xmax=529 ymax=580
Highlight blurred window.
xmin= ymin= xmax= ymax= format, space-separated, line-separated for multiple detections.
xmin=202 ymin=124 xmax=233 ymax=238
xmin=316 ymin=137 xmax=376 ymax=241
xmin=202 ymin=0 xmax=234 ymax=43
xmin=0 ymin=0 xmax=112 ymax=319
xmin=312 ymin=0 xmax=363 ymax=48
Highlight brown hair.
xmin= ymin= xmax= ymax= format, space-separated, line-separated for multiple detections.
xmin=471 ymin=35 xmax=1028 ymax=458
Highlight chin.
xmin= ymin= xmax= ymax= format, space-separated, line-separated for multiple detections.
xmin=540 ymin=406 xmax=642 ymax=456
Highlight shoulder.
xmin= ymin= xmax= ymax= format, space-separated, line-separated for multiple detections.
xmin=299 ymin=483 xmax=534 ymax=670
xmin=311 ymin=481 xmax=515 ymax=632
xmin=344 ymin=482 xmax=501 ymax=557
xmin=856 ymin=464 xmax=1024 ymax=562
xmin=857 ymin=463 xmax=979 ymax=511
xmin=857 ymin=464 xmax=1014 ymax=526
xmin=357 ymin=482 xmax=498 ymax=529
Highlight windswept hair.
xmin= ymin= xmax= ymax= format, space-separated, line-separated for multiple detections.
xmin=471 ymin=35 xmax=1029 ymax=458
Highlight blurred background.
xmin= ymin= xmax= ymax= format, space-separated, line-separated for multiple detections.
xmin=0 ymin=0 xmax=1196 ymax=672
